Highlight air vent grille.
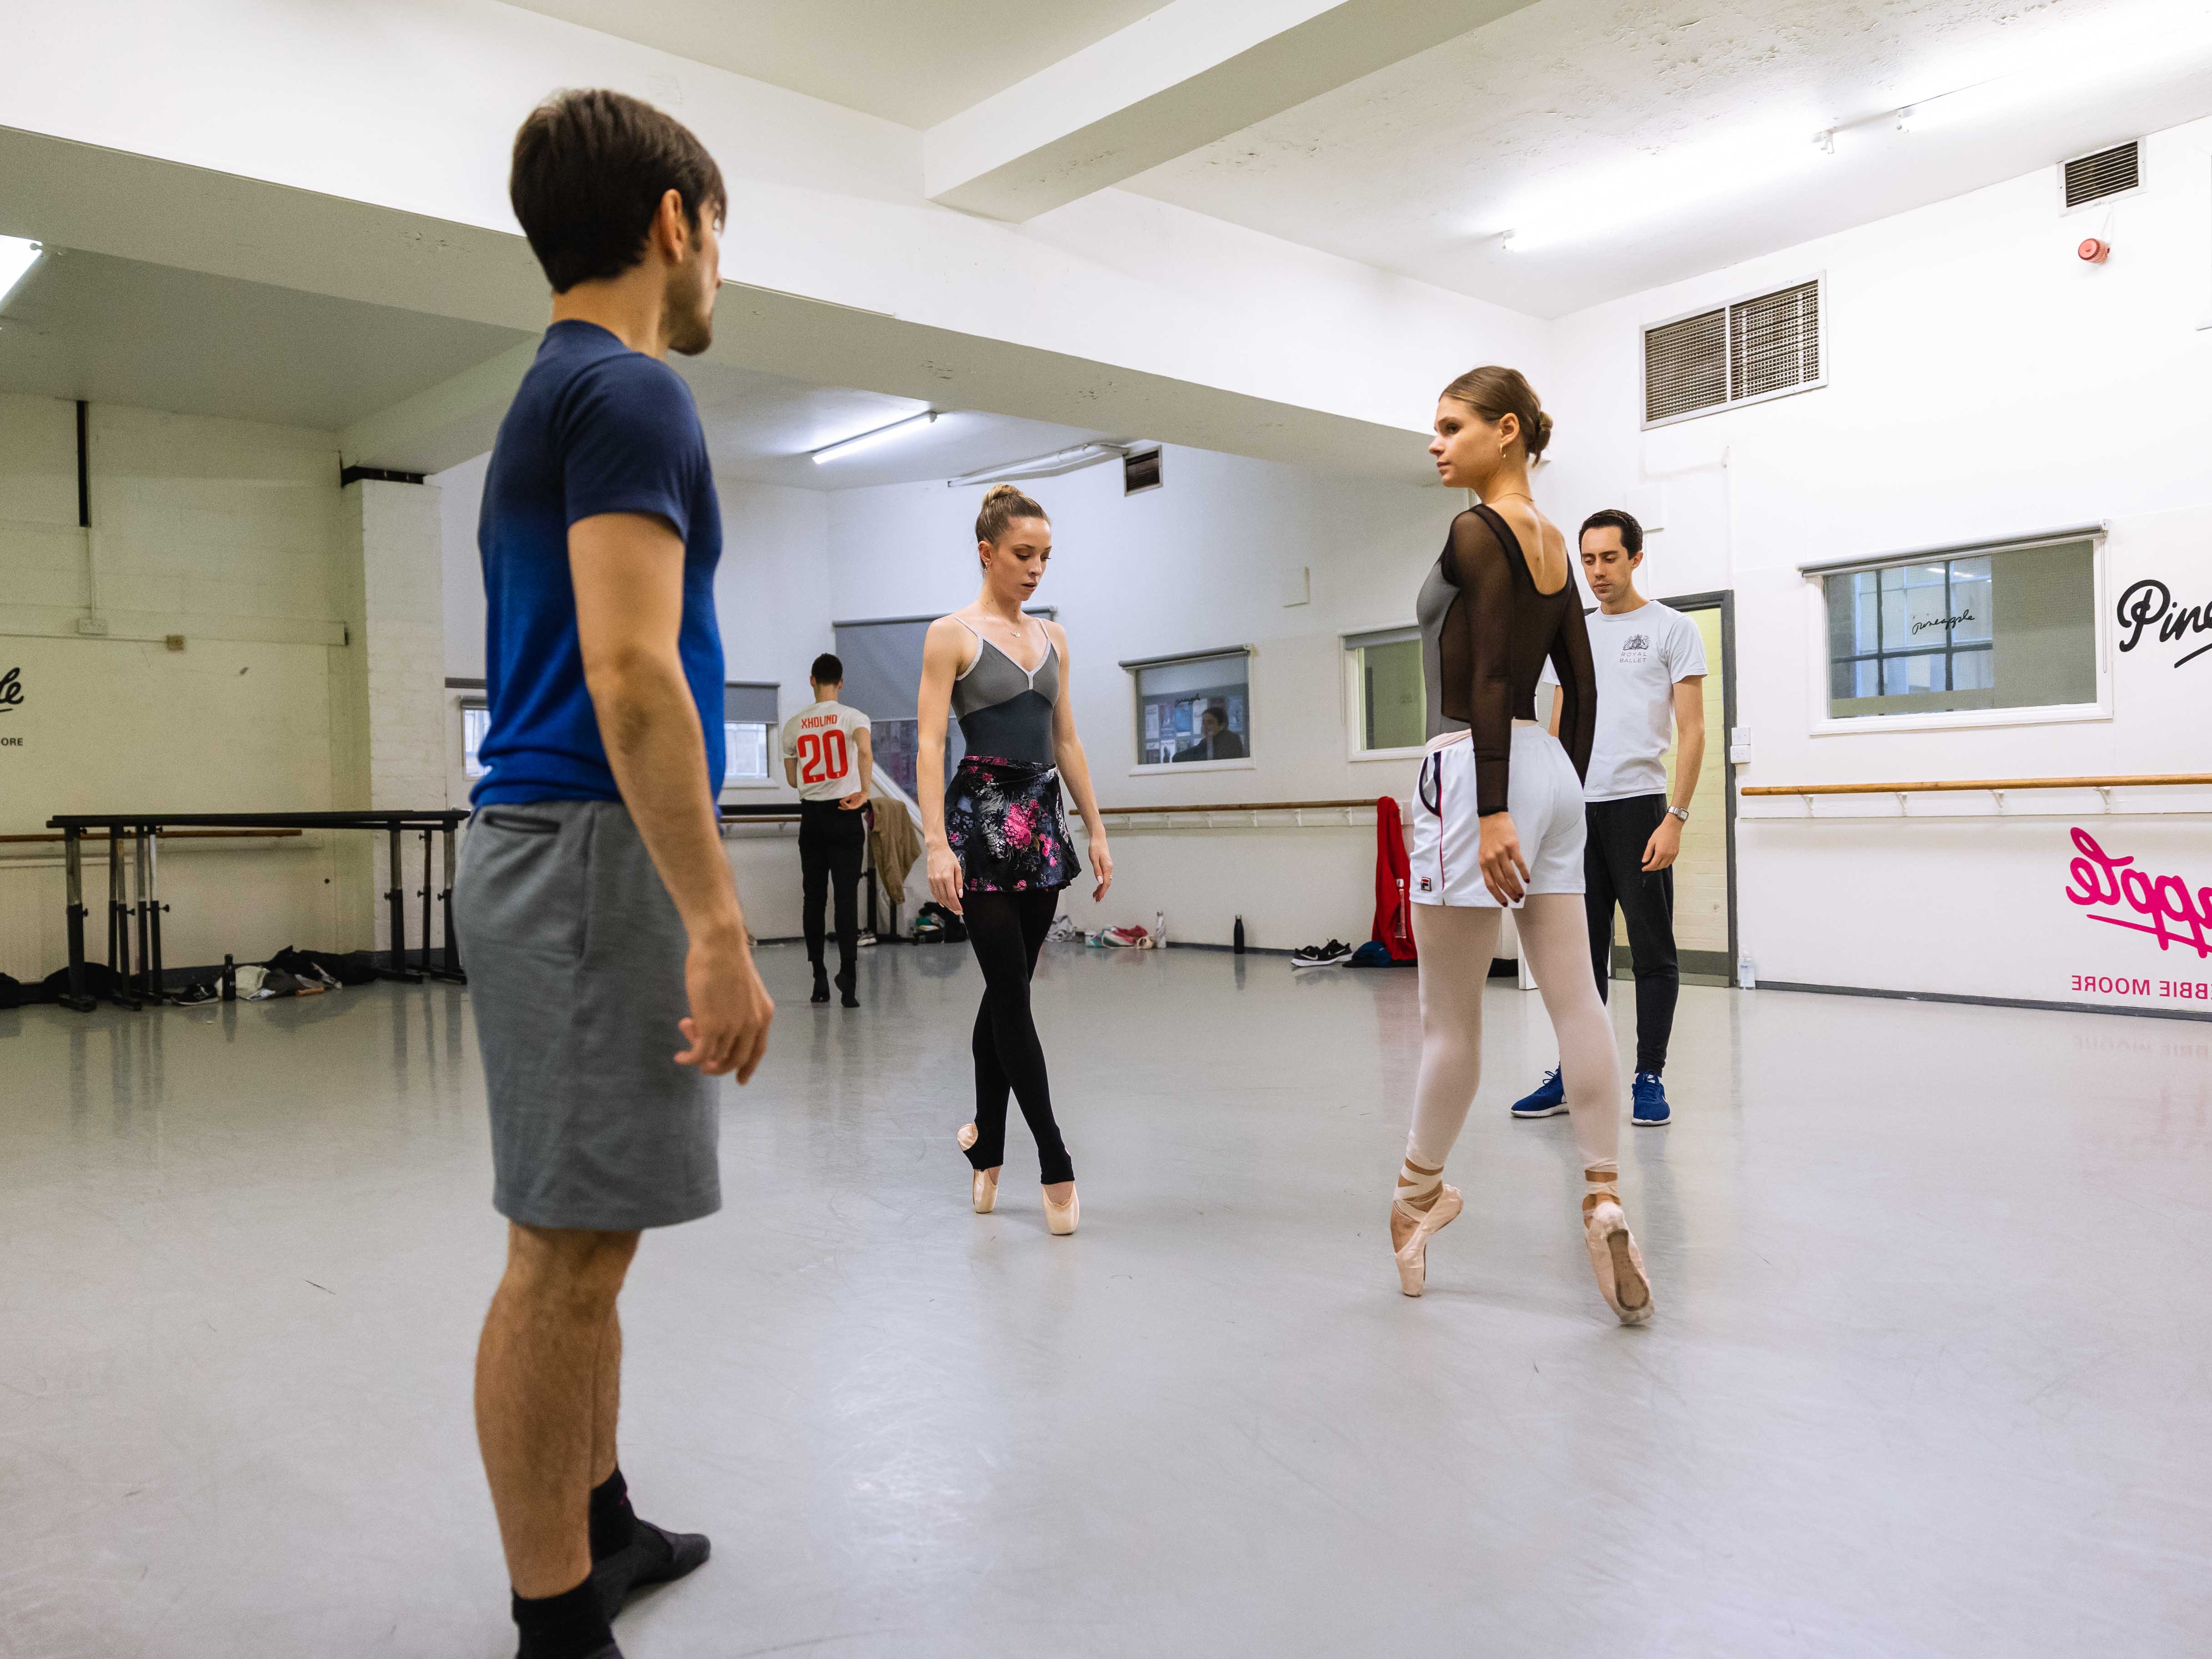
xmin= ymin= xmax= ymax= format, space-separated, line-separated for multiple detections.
xmin=2063 ymin=141 xmax=2139 ymax=208
xmin=1644 ymin=309 xmax=1728 ymax=423
xmin=1123 ymin=448 xmax=1162 ymax=495
xmin=1644 ymin=277 xmax=1823 ymax=426
xmin=1730 ymin=279 xmax=1820 ymax=401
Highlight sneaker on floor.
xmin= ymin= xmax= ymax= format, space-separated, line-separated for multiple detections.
xmin=1291 ymin=939 xmax=1352 ymax=969
xmin=1510 ymin=1067 xmax=1567 ymax=1118
xmin=1632 ymin=1071 xmax=1671 ymax=1126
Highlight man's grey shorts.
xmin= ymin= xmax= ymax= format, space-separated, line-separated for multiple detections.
xmin=454 ymin=799 xmax=720 ymax=1231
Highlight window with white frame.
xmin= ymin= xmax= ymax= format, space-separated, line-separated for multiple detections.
xmin=723 ymin=682 xmax=778 ymax=787
xmin=1125 ymin=648 xmax=1252 ymax=766
xmin=1819 ymin=535 xmax=2098 ymax=720
xmin=1344 ymin=627 xmax=1425 ymax=754
xmin=461 ymin=702 xmax=490 ymax=779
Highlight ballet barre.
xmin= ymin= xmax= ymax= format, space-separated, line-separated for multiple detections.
xmin=45 ymin=810 xmax=470 ymax=1013
xmin=1741 ymin=774 xmax=2212 ymax=818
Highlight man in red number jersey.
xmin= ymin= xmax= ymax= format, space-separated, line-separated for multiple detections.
xmin=781 ymin=653 xmax=875 ymax=1006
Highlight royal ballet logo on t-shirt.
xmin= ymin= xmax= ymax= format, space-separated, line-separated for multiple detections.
xmin=1619 ymin=633 xmax=1650 ymax=663
xmin=2064 ymin=827 xmax=2212 ymax=961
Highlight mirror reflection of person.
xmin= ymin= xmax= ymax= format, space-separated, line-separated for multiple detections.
xmin=1171 ymin=705 xmax=1245 ymax=762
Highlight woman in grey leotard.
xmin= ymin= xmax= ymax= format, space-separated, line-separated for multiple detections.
xmin=917 ymin=485 xmax=1114 ymax=1236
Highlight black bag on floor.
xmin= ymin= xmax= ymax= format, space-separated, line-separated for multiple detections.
xmin=34 ymin=962 xmax=128 ymax=1004
xmin=0 ymin=973 xmax=23 ymax=1010
xmin=265 ymin=945 xmax=379 ymax=987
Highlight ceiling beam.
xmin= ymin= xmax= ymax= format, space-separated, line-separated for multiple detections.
xmin=924 ymin=0 xmax=1541 ymax=221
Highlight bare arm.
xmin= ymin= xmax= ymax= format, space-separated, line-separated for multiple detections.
xmin=917 ymin=618 xmax=969 ymax=913
xmin=571 ymin=512 xmax=772 ymax=1080
xmin=1642 ymin=675 xmax=1707 ymax=873
xmin=841 ymin=725 xmax=874 ymax=809
xmin=1045 ymin=622 xmax=1113 ymax=904
xmin=783 ymin=753 xmax=799 ymax=788
xmin=1670 ymin=678 xmax=1706 ymax=809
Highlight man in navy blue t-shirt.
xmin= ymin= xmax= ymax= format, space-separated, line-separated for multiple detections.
xmin=452 ymin=89 xmax=773 ymax=1659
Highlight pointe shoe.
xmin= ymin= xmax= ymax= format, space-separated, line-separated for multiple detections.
xmin=956 ymin=1124 xmax=997 ymax=1214
xmin=1390 ymin=1184 xmax=1463 ymax=1297
xmin=1583 ymin=1196 xmax=1654 ymax=1326
xmin=1043 ymin=1185 xmax=1079 ymax=1236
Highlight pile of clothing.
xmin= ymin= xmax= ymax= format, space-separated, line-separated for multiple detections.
xmin=1086 ymin=924 xmax=1160 ymax=948
xmin=0 ymin=945 xmax=384 ymax=1008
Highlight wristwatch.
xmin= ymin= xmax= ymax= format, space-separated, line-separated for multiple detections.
xmin=1667 ymin=805 xmax=1690 ymax=823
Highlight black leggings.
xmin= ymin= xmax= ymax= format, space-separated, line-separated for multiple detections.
xmin=1583 ymin=793 xmax=1679 ymax=1076
xmin=960 ymin=888 xmax=1072 ymax=1186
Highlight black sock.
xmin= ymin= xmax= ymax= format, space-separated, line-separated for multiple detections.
xmin=588 ymin=1468 xmax=634 ymax=1560
xmin=512 ymin=1575 xmax=614 ymax=1659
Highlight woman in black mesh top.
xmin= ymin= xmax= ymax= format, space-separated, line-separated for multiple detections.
xmin=1389 ymin=367 xmax=1653 ymax=1325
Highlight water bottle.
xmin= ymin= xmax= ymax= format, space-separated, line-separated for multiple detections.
xmin=221 ymin=953 xmax=236 ymax=1002
xmin=1153 ymin=909 xmax=1167 ymax=948
xmin=1233 ymin=915 xmax=1246 ymax=955
xmin=1737 ymin=954 xmax=1757 ymax=990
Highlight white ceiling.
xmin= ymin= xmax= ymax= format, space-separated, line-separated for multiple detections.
xmin=0 ymin=249 xmax=534 ymax=432
xmin=498 ymin=0 xmax=1170 ymax=127
xmin=1125 ymin=0 xmax=2212 ymax=317
xmin=0 ymin=247 xmax=1113 ymax=488
xmin=676 ymin=361 xmax=1118 ymax=490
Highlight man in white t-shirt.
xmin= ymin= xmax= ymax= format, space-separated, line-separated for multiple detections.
xmin=780 ymin=652 xmax=874 ymax=1007
xmin=1520 ymin=508 xmax=1707 ymax=1127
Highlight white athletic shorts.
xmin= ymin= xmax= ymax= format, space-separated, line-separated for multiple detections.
xmin=1409 ymin=723 xmax=1587 ymax=909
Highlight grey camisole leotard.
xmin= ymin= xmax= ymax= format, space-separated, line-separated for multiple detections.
xmin=951 ymin=620 xmax=1060 ymax=766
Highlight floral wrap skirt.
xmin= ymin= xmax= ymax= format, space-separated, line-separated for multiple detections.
xmin=945 ymin=754 xmax=1078 ymax=894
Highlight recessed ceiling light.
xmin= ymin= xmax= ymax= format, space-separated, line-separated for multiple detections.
xmin=810 ymin=409 xmax=938 ymax=464
xmin=0 ymin=237 xmax=44 ymax=307
xmin=1499 ymin=229 xmax=1522 ymax=253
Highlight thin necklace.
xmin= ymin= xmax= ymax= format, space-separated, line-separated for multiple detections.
xmin=1488 ymin=491 xmax=1533 ymax=504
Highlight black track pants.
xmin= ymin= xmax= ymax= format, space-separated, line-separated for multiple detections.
xmin=799 ymin=802 xmax=865 ymax=984
xmin=960 ymin=888 xmax=1071 ymax=1185
xmin=1582 ymin=793 xmax=1679 ymax=1076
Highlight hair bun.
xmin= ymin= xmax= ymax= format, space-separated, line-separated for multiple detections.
xmin=1526 ymin=408 xmax=1554 ymax=462
xmin=982 ymin=483 xmax=1025 ymax=506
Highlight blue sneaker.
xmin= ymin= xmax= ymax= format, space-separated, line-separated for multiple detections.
xmin=1510 ymin=1067 xmax=1568 ymax=1118
xmin=1632 ymin=1072 xmax=1671 ymax=1126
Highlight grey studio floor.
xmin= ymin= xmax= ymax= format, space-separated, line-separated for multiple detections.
xmin=3 ymin=942 xmax=2209 ymax=1659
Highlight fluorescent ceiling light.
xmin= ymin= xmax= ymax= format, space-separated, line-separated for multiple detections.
xmin=945 ymin=441 xmax=1136 ymax=488
xmin=811 ymin=409 xmax=937 ymax=463
xmin=0 ymin=237 xmax=44 ymax=307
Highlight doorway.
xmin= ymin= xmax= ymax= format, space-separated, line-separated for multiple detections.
xmin=1610 ymin=589 xmax=1737 ymax=986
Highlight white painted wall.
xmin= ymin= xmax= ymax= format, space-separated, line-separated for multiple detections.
xmin=0 ymin=396 xmax=352 ymax=981
xmin=1539 ymin=113 xmax=2212 ymax=1016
